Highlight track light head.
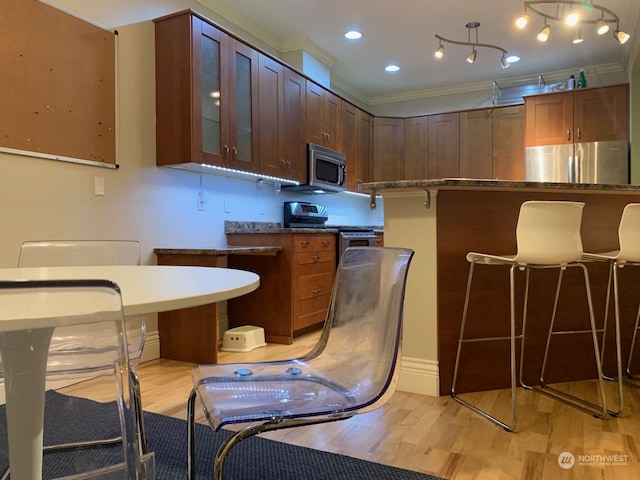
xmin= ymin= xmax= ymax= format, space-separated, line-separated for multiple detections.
xmin=435 ymin=43 xmax=444 ymax=59
xmin=515 ymin=13 xmax=529 ymax=29
xmin=466 ymin=49 xmax=477 ymax=64
xmin=572 ymin=29 xmax=584 ymax=44
xmin=614 ymin=29 xmax=630 ymax=44
xmin=537 ymin=23 xmax=551 ymax=42
xmin=596 ymin=18 xmax=609 ymax=35
xmin=501 ymin=54 xmax=510 ymax=69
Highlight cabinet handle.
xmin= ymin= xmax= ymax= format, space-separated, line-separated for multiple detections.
xmin=280 ymin=159 xmax=286 ymax=170
xmin=312 ymin=288 xmax=321 ymax=295
xmin=312 ymin=255 xmax=320 ymax=262
xmin=326 ymin=133 xmax=330 ymax=145
xmin=224 ymin=144 xmax=230 ymax=162
xmin=286 ymin=160 xmax=291 ymax=172
xmin=322 ymin=240 xmax=330 ymax=247
xmin=300 ymin=241 xmax=310 ymax=248
xmin=567 ymin=129 xmax=571 ymax=141
xmin=577 ymin=128 xmax=582 ymax=141
xmin=232 ymin=146 xmax=238 ymax=161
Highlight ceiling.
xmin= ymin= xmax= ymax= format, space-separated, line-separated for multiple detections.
xmin=45 ymin=0 xmax=640 ymax=105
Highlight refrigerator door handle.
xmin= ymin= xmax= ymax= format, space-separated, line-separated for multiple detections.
xmin=574 ymin=154 xmax=581 ymax=183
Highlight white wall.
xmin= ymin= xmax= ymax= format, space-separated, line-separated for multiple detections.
xmin=0 ymin=19 xmax=381 ymax=359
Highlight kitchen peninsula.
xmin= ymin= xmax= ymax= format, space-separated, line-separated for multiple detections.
xmin=360 ymin=178 xmax=640 ymax=397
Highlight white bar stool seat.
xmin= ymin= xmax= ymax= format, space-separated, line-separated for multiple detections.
xmin=451 ymin=201 xmax=607 ymax=431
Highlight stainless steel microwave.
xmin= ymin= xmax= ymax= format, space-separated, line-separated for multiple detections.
xmin=283 ymin=144 xmax=346 ymax=194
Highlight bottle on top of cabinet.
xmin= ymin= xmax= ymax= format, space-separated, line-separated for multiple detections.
xmin=568 ymin=75 xmax=576 ymax=89
xmin=578 ymin=69 xmax=587 ymax=88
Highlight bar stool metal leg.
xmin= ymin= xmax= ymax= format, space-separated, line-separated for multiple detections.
xmin=451 ymin=260 xmax=521 ymax=432
xmin=526 ymin=264 xmax=608 ymax=418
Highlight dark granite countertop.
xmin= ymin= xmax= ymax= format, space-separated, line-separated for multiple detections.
xmin=359 ymin=178 xmax=640 ymax=193
xmin=224 ymin=221 xmax=382 ymax=234
xmin=154 ymin=246 xmax=282 ymax=255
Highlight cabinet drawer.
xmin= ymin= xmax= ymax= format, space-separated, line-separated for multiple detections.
xmin=293 ymin=293 xmax=331 ymax=331
xmin=296 ymin=272 xmax=334 ymax=294
xmin=294 ymin=259 xmax=335 ymax=281
xmin=293 ymin=234 xmax=336 ymax=252
xmin=294 ymin=251 xmax=335 ymax=266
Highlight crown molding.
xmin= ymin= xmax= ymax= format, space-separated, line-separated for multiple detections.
xmin=281 ymin=37 xmax=337 ymax=68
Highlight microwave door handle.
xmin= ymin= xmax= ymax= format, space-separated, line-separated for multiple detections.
xmin=340 ymin=163 xmax=346 ymax=186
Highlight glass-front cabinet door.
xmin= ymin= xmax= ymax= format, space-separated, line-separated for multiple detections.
xmin=196 ymin=18 xmax=258 ymax=170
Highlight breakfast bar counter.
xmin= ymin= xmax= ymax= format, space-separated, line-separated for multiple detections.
xmin=360 ymin=179 xmax=640 ymax=396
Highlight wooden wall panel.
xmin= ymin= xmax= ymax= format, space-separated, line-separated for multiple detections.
xmin=0 ymin=0 xmax=116 ymax=164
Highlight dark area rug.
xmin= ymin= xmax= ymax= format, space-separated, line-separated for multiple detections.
xmin=0 ymin=391 xmax=445 ymax=479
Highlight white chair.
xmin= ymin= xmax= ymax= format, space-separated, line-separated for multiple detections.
xmin=451 ymin=201 xmax=607 ymax=431
xmin=582 ymin=203 xmax=640 ymax=415
xmin=0 ymin=279 xmax=154 ymax=478
xmin=17 ymin=240 xmax=148 ymax=454
xmin=186 ymin=247 xmax=414 ymax=480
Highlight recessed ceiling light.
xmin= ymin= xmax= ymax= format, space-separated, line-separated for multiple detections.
xmin=506 ymin=55 xmax=520 ymax=63
xmin=344 ymin=30 xmax=362 ymax=40
xmin=385 ymin=64 xmax=400 ymax=72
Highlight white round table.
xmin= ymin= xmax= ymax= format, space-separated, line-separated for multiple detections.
xmin=0 ymin=265 xmax=259 ymax=480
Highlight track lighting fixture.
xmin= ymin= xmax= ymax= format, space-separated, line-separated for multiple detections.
xmin=515 ymin=1 xmax=630 ymax=45
xmin=435 ymin=22 xmax=515 ymax=69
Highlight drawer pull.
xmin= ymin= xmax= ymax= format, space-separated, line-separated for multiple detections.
xmin=312 ymin=255 xmax=320 ymax=262
xmin=322 ymin=240 xmax=330 ymax=247
xmin=312 ymin=288 xmax=321 ymax=295
xmin=301 ymin=241 xmax=310 ymax=248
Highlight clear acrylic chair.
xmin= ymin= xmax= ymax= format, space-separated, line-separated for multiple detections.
xmin=17 ymin=241 xmax=148 ymax=455
xmin=451 ymin=201 xmax=607 ymax=431
xmin=0 ymin=279 xmax=154 ymax=479
xmin=187 ymin=247 xmax=414 ymax=480
xmin=583 ymin=203 xmax=640 ymax=415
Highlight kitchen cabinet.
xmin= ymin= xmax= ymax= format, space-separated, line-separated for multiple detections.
xmin=492 ymin=105 xmax=525 ymax=180
xmin=341 ymin=102 xmax=357 ymax=191
xmin=257 ymin=55 xmax=306 ymax=182
xmin=404 ymin=116 xmax=429 ymax=180
xmin=374 ymin=232 xmax=384 ymax=247
xmin=342 ymin=102 xmax=371 ymax=192
xmin=155 ymin=11 xmax=259 ymax=171
xmin=525 ymin=84 xmax=628 ymax=147
xmin=306 ymin=80 xmax=341 ymax=150
xmin=227 ymin=232 xmax=336 ymax=344
xmin=459 ymin=109 xmax=493 ymax=179
xmin=373 ymin=117 xmax=405 ymax=181
xmin=428 ymin=112 xmax=460 ymax=178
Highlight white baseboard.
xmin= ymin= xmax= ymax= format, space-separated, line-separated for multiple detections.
xmin=140 ymin=330 xmax=160 ymax=363
xmin=397 ymin=356 xmax=440 ymax=397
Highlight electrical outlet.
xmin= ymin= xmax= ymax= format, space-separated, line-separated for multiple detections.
xmin=224 ymin=198 xmax=231 ymax=213
xmin=93 ymin=176 xmax=105 ymax=196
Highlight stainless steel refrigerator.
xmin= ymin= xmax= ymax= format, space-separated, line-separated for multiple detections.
xmin=525 ymin=140 xmax=629 ymax=184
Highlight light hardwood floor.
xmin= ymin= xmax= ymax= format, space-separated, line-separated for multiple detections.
xmin=62 ymin=332 xmax=640 ymax=480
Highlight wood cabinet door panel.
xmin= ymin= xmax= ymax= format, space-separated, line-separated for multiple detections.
xmin=525 ymin=92 xmax=573 ymax=146
xmin=283 ymin=69 xmax=307 ymax=182
xmin=492 ymin=105 xmax=525 ymax=180
xmin=306 ymin=80 xmax=324 ymax=146
xmin=373 ymin=117 xmax=405 ymax=181
xmin=356 ymin=109 xmax=372 ymax=186
xmin=257 ymin=54 xmax=284 ymax=178
xmin=296 ymin=276 xmax=334 ymax=298
xmin=573 ymin=85 xmax=629 ymax=142
xmin=428 ymin=112 xmax=460 ymax=178
xmin=404 ymin=116 xmax=429 ymax=180
xmin=293 ymin=294 xmax=331 ymax=330
xmin=460 ymin=109 xmax=492 ymax=179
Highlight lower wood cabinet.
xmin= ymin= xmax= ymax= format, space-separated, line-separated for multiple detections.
xmin=227 ymin=232 xmax=336 ymax=344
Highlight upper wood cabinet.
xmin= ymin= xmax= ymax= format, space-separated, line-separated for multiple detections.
xmin=428 ymin=112 xmax=460 ymax=179
xmin=493 ymin=105 xmax=525 ymax=180
xmin=257 ymin=55 xmax=306 ymax=182
xmin=525 ymin=84 xmax=629 ymax=147
xmin=342 ymin=103 xmax=373 ymax=191
xmin=404 ymin=116 xmax=429 ymax=180
xmin=155 ymin=12 xmax=259 ymax=171
xmin=355 ymin=108 xmax=373 ymax=187
xmin=306 ymin=80 xmax=341 ymax=150
xmin=459 ymin=109 xmax=492 ymax=179
xmin=373 ymin=117 xmax=405 ymax=181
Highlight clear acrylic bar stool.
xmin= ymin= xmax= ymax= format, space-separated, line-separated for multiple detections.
xmin=451 ymin=201 xmax=607 ymax=431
